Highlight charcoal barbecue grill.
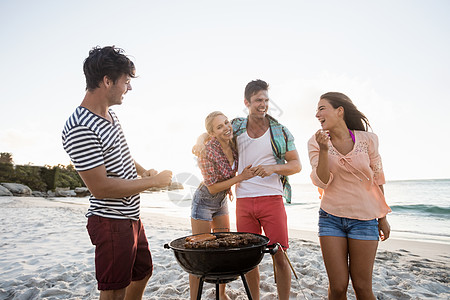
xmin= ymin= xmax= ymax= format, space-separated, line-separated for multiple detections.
xmin=164 ymin=232 xmax=277 ymax=300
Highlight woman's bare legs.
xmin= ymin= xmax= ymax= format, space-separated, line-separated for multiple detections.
xmin=320 ymin=236 xmax=350 ymax=300
xmin=189 ymin=215 xmax=231 ymax=300
xmin=211 ymin=214 xmax=230 ymax=233
xmin=320 ymin=236 xmax=378 ymax=300
xmin=212 ymin=215 xmax=231 ymax=300
xmin=348 ymin=239 xmax=378 ymax=300
xmin=189 ymin=218 xmax=212 ymax=300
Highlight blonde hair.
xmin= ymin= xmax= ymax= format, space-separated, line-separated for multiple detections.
xmin=203 ymin=111 xmax=236 ymax=152
xmin=205 ymin=111 xmax=226 ymax=134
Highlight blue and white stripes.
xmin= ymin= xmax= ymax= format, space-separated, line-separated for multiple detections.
xmin=62 ymin=106 xmax=140 ymax=220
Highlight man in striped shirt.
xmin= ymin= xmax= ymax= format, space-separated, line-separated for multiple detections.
xmin=62 ymin=46 xmax=172 ymax=299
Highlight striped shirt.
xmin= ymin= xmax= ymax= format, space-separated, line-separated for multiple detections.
xmin=62 ymin=106 xmax=140 ymax=220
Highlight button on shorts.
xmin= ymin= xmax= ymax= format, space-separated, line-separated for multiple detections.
xmin=318 ymin=208 xmax=379 ymax=241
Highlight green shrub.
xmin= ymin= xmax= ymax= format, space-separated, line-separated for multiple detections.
xmin=0 ymin=162 xmax=14 ymax=182
xmin=0 ymin=152 xmax=84 ymax=191
xmin=55 ymin=164 xmax=84 ymax=189
xmin=14 ymin=165 xmax=47 ymax=191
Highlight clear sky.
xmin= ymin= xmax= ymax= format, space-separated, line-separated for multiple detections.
xmin=1 ymin=0 xmax=449 ymax=184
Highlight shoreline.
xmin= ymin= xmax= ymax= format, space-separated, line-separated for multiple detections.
xmin=138 ymin=206 xmax=450 ymax=263
xmin=287 ymin=227 xmax=450 ymax=263
xmin=1 ymin=196 xmax=449 ymax=299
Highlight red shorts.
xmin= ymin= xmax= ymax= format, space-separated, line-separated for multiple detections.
xmin=236 ymin=195 xmax=289 ymax=249
xmin=86 ymin=216 xmax=153 ymax=290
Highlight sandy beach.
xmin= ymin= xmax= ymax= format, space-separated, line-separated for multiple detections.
xmin=0 ymin=196 xmax=448 ymax=300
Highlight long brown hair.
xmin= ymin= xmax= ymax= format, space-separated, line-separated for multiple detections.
xmin=320 ymin=92 xmax=371 ymax=131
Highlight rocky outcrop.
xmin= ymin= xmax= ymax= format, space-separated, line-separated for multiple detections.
xmin=0 ymin=185 xmax=13 ymax=196
xmin=74 ymin=187 xmax=90 ymax=197
xmin=0 ymin=182 xmax=91 ymax=198
xmin=146 ymin=182 xmax=184 ymax=192
xmin=1 ymin=183 xmax=32 ymax=196
xmin=55 ymin=187 xmax=77 ymax=197
xmin=168 ymin=182 xmax=184 ymax=191
xmin=32 ymin=191 xmax=47 ymax=197
xmin=0 ymin=181 xmax=180 ymax=197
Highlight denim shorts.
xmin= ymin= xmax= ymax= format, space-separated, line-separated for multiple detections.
xmin=191 ymin=184 xmax=228 ymax=221
xmin=318 ymin=208 xmax=379 ymax=241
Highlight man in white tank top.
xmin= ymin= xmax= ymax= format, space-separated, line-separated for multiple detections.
xmin=231 ymin=80 xmax=301 ymax=300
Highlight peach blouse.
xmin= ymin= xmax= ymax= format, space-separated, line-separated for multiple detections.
xmin=308 ymin=131 xmax=391 ymax=220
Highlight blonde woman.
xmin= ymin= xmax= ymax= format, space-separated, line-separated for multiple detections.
xmin=190 ymin=111 xmax=254 ymax=300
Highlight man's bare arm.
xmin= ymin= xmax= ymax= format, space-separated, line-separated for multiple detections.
xmin=134 ymin=160 xmax=158 ymax=177
xmin=79 ymin=164 xmax=172 ymax=198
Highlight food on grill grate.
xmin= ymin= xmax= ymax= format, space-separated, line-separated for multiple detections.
xmin=185 ymin=233 xmax=216 ymax=243
xmin=184 ymin=233 xmax=261 ymax=249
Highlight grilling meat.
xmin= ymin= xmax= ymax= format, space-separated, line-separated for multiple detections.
xmin=184 ymin=233 xmax=261 ymax=249
xmin=185 ymin=233 xmax=216 ymax=243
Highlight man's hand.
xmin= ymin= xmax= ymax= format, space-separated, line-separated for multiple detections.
xmin=141 ymin=169 xmax=158 ymax=177
xmin=79 ymin=165 xmax=173 ymax=198
xmin=192 ymin=144 xmax=205 ymax=157
xmin=192 ymin=133 xmax=209 ymax=157
xmin=150 ymin=170 xmax=173 ymax=187
xmin=251 ymin=165 xmax=276 ymax=178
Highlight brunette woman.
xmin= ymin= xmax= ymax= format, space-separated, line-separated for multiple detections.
xmin=189 ymin=111 xmax=255 ymax=300
xmin=308 ymin=92 xmax=391 ymax=300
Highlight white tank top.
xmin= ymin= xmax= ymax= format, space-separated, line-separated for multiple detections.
xmin=236 ymin=129 xmax=283 ymax=198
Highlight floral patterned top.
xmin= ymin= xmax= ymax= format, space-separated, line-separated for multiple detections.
xmin=308 ymin=131 xmax=391 ymax=220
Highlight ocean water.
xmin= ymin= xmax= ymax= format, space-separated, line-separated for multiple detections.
xmin=139 ymin=179 xmax=450 ymax=245
xmin=285 ymin=179 xmax=450 ymax=244
xmin=54 ymin=179 xmax=450 ymax=245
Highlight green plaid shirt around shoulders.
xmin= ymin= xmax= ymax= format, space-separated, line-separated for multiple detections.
xmin=231 ymin=115 xmax=296 ymax=203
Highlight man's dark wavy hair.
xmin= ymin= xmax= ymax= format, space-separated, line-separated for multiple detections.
xmin=83 ymin=46 xmax=136 ymax=91
xmin=244 ymin=79 xmax=269 ymax=101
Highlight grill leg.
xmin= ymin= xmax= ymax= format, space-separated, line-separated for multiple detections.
xmin=216 ymin=283 xmax=220 ymax=300
xmin=196 ymin=276 xmax=205 ymax=300
xmin=240 ymin=273 xmax=253 ymax=300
